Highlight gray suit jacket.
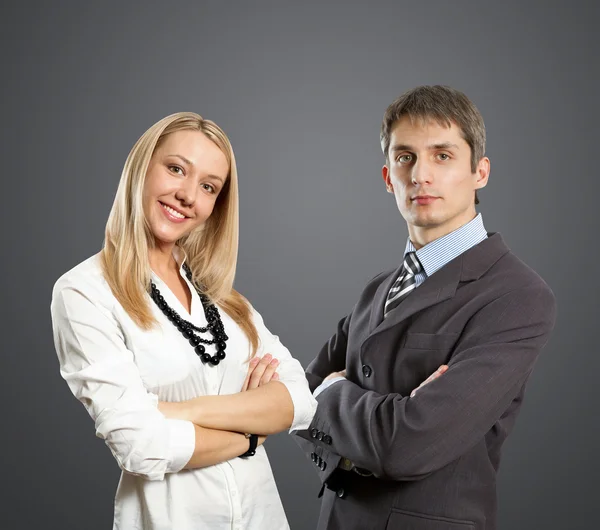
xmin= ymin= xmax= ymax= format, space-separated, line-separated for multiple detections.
xmin=295 ymin=233 xmax=556 ymax=530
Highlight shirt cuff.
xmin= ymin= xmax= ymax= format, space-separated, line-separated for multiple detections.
xmin=165 ymin=418 xmax=196 ymax=473
xmin=278 ymin=379 xmax=318 ymax=433
xmin=313 ymin=377 xmax=346 ymax=398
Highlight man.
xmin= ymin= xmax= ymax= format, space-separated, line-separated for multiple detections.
xmin=295 ymin=85 xmax=556 ymax=530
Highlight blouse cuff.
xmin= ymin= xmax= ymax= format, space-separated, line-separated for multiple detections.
xmin=165 ymin=418 xmax=196 ymax=473
xmin=279 ymin=380 xmax=318 ymax=433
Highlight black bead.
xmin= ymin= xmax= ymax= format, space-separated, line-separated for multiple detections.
xmin=195 ymin=344 xmax=205 ymax=355
xmin=201 ymin=353 xmax=211 ymax=363
xmin=210 ymin=355 xmax=220 ymax=365
xmin=217 ymin=341 xmax=227 ymax=350
xmin=189 ymin=336 xmax=201 ymax=347
xmin=216 ymin=350 xmax=226 ymax=360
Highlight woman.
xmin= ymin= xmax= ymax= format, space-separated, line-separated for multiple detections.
xmin=51 ymin=112 xmax=317 ymax=530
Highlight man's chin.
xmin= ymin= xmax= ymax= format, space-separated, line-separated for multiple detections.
xmin=406 ymin=214 xmax=443 ymax=229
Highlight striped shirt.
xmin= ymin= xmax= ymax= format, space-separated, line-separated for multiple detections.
xmin=407 ymin=213 xmax=488 ymax=288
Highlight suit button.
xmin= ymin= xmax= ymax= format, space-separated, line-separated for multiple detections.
xmin=320 ymin=460 xmax=327 ymax=471
xmin=310 ymin=428 xmax=318 ymax=438
xmin=362 ymin=365 xmax=372 ymax=377
xmin=311 ymin=452 xmax=317 ymax=462
xmin=323 ymin=435 xmax=332 ymax=445
xmin=317 ymin=431 xmax=324 ymax=441
xmin=317 ymin=456 xmax=323 ymax=465
xmin=336 ymin=488 xmax=346 ymax=499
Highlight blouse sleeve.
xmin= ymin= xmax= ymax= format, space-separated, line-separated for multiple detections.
xmin=51 ymin=278 xmax=196 ymax=481
xmin=251 ymin=308 xmax=317 ymax=432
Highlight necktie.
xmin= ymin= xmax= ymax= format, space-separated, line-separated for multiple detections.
xmin=384 ymin=252 xmax=423 ymax=318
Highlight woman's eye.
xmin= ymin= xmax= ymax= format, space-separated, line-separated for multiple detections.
xmin=169 ymin=165 xmax=184 ymax=175
xmin=202 ymin=183 xmax=215 ymax=194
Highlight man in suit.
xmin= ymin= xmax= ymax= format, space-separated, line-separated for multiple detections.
xmin=295 ymin=85 xmax=556 ymax=530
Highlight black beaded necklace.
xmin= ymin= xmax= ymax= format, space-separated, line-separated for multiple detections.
xmin=149 ymin=264 xmax=228 ymax=366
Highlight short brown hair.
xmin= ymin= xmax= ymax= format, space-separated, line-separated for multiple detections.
xmin=380 ymin=85 xmax=486 ymax=204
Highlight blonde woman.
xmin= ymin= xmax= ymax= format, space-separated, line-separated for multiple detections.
xmin=51 ymin=113 xmax=317 ymax=530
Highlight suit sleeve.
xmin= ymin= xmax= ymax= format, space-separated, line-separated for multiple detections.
xmin=300 ymin=283 xmax=557 ymax=482
xmin=292 ymin=309 xmax=354 ymax=485
xmin=304 ymin=310 xmax=353 ymax=392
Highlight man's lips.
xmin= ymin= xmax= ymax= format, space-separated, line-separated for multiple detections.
xmin=412 ymin=195 xmax=439 ymax=205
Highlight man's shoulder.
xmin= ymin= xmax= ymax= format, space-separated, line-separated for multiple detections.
xmin=489 ymin=246 xmax=554 ymax=297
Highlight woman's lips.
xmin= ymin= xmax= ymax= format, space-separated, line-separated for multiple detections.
xmin=159 ymin=201 xmax=188 ymax=223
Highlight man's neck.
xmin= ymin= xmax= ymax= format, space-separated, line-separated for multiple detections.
xmin=408 ymin=213 xmax=478 ymax=250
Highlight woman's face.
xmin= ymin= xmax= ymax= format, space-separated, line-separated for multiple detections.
xmin=143 ymin=129 xmax=229 ymax=250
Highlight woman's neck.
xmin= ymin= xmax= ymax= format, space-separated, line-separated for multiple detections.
xmin=149 ymin=243 xmax=179 ymax=277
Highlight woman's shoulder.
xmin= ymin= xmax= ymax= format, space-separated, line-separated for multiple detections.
xmin=52 ymin=253 xmax=112 ymax=303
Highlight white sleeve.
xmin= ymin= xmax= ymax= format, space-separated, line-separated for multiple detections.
xmin=313 ymin=376 xmax=346 ymax=397
xmin=252 ymin=308 xmax=317 ymax=432
xmin=51 ymin=281 xmax=195 ymax=481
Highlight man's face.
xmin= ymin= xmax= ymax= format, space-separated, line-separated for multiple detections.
xmin=382 ymin=116 xmax=489 ymax=246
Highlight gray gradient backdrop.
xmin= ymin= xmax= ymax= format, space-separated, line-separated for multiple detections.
xmin=1 ymin=1 xmax=597 ymax=529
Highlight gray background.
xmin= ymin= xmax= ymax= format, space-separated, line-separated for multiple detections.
xmin=1 ymin=1 xmax=597 ymax=529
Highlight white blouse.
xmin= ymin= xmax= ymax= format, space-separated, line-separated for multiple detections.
xmin=51 ymin=252 xmax=317 ymax=530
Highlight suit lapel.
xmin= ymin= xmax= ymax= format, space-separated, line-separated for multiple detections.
xmin=371 ymin=255 xmax=463 ymax=336
xmin=367 ymin=233 xmax=510 ymax=337
xmin=369 ymin=263 xmax=404 ymax=332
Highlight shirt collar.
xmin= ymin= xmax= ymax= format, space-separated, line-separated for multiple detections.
xmin=404 ymin=213 xmax=488 ymax=277
xmin=150 ymin=246 xmax=189 ymax=284
xmin=173 ymin=245 xmax=188 ymax=269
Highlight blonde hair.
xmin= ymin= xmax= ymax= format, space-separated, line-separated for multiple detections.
xmin=100 ymin=112 xmax=259 ymax=356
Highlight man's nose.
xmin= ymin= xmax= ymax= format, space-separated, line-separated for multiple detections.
xmin=411 ymin=159 xmax=433 ymax=186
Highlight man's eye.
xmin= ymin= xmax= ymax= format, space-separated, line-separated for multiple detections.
xmin=398 ymin=154 xmax=413 ymax=163
xmin=438 ymin=153 xmax=450 ymax=161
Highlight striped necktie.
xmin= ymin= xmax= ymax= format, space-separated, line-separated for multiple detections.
xmin=384 ymin=252 xmax=423 ymax=318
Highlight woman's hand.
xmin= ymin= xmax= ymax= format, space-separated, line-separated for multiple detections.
xmin=241 ymin=353 xmax=280 ymax=391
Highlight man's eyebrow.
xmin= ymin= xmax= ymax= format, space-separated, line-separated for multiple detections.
xmin=390 ymin=142 xmax=460 ymax=153
xmin=430 ymin=142 xmax=459 ymax=150
xmin=390 ymin=144 xmax=413 ymax=153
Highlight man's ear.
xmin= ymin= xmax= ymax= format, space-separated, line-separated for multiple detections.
xmin=474 ymin=157 xmax=490 ymax=190
xmin=382 ymin=165 xmax=394 ymax=193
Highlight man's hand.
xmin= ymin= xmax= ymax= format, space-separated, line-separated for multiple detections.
xmin=410 ymin=365 xmax=448 ymax=397
xmin=324 ymin=369 xmax=347 ymax=382
xmin=241 ymin=353 xmax=280 ymax=391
